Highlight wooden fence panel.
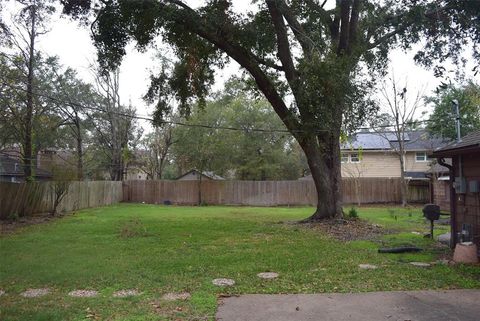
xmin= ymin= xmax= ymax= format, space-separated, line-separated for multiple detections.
xmin=0 ymin=181 xmax=123 ymax=219
xmin=122 ymin=178 xmax=429 ymax=207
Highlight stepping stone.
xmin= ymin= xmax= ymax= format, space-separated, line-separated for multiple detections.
xmin=20 ymin=288 xmax=50 ymax=298
xmin=411 ymin=231 xmax=421 ymax=235
xmin=435 ymin=259 xmax=451 ymax=265
xmin=161 ymin=292 xmax=191 ymax=301
xmin=112 ymin=289 xmax=142 ymax=298
xmin=0 ymin=289 xmax=5 ymax=297
xmin=358 ymin=264 xmax=378 ymax=270
xmin=437 ymin=233 xmax=451 ymax=245
xmin=212 ymin=278 xmax=235 ymax=287
xmin=257 ymin=272 xmax=279 ymax=279
xmin=68 ymin=290 xmax=98 ymax=298
xmin=410 ymin=262 xmax=431 ymax=268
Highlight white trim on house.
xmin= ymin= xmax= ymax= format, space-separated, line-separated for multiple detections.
xmin=415 ymin=151 xmax=433 ymax=162
xmin=341 ymin=152 xmax=362 ymax=163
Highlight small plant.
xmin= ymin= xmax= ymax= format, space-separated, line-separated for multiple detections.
xmin=348 ymin=207 xmax=358 ymax=219
xmin=118 ymin=218 xmax=149 ymax=238
xmin=387 ymin=208 xmax=397 ymax=221
xmin=7 ymin=212 xmax=19 ymax=221
xmin=388 ymin=208 xmax=395 ymax=217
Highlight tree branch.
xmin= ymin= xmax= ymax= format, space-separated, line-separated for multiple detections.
xmin=277 ymin=0 xmax=314 ymax=57
xmin=266 ymin=0 xmax=298 ymax=85
xmin=162 ymin=1 xmax=302 ymax=134
xmin=337 ymin=0 xmax=352 ymax=55
xmin=347 ymin=0 xmax=360 ymax=54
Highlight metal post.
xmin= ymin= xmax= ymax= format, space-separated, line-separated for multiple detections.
xmin=430 ymin=219 xmax=434 ymax=239
xmin=451 ymin=99 xmax=461 ymax=143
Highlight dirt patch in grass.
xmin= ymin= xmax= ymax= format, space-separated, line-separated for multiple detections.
xmin=68 ymin=290 xmax=99 ymax=298
xmin=20 ymin=288 xmax=50 ymax=298
xmin=113 ymin=289 xmax=142 ymax=298
xmin=299 ymin=218 xmax=386 ymax=241
xmin=117 ymin=218 xmax=151 ymax=238
xmin=0 ymin=214 xmax=67 ymax=234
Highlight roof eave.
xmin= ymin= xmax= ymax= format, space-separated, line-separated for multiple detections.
xmin=432 ymin=145 xmax=480 ymax=157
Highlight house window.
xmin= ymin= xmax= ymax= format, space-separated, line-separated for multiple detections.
xmin=415 ymin=152 xmax=429 ymax=162
xmin=341 ymin=153 xmax=348 ymax=163
xmin=350 ymin=153 xmax=361 ymax=163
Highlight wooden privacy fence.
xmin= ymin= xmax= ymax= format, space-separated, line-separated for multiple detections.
xmin=0 ymin=178 xmax=429 ymax=218
xmin=0 ymin=181 xmax=123 ymax=219
xmin=123 ymin=178 xmax=429 ymax=206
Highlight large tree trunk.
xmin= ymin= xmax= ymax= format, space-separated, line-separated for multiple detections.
xmin=300 ymin=133 xmax=343 ymax=221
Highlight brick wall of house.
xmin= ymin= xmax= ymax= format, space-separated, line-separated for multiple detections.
xmin=432 ymin=179 xmax=450 ymax=212
xmin=453 ymin=151 xmax=480 ymax=248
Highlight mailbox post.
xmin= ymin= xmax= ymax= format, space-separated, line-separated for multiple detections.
xmin=422 ymin=204 xmax=441 ymax=239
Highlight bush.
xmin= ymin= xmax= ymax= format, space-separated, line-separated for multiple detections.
xmin=7 ymin=212 xmax=19 ymax=221
xmin=348 ymin=207 xmax=358 ymax=219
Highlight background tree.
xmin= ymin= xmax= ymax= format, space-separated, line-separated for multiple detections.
xmin=63 ymin=0 xmax=480 ymax=220
xmin=171 ymin=82 xmax=305 ymax=181
xmin=374 ymin=76 xmax=425 ymax=207
xmin=49 ymin=163 xmax=76 ymax=216
xmin=52 ymin=68 xmax=97 ymax=180
xmin=1 ymin=0 xmax=55 ymax=180
xmin=0 ymin=54 xmax=65 ymax=173
xmin=138 ymin=123 xmax=175 ymax=180
xmin=341 ymin=144 xmax=366 ymax=206
xmin=88 ymin=68 xmax=142 ymax=181
xmin=426 ymin=80 xmax=480 ymax=140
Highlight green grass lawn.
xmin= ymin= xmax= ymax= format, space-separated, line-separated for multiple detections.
xmin=1 ymin=204 xmax=479 ymax=321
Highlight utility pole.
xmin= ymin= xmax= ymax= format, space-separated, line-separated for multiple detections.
xmin=451 ymin=99 xmax=461 ymax=143
xmin=451 ymin=99 xmax=463 ymax=181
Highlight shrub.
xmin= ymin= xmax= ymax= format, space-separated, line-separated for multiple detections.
xmin=7 ymin=212 xmax=19 ymax=221
xmin=348 ymin=207 xmax=358 ymax=219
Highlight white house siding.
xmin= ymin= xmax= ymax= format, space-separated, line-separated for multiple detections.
xmin=341 ymin=151 xmax=433 ymax=178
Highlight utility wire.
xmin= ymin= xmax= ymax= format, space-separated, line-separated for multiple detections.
xmin=1 ymin=81 xmax=434 ymax=134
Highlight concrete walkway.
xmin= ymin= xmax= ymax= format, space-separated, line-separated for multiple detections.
xmin=216 ymin=290 xmax=480 ymax=321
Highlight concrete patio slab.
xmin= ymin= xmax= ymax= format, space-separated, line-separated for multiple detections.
xmin=216 ymin=290 xmax=480 ymax=321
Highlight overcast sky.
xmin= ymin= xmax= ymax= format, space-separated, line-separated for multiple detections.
xmin=3 ymin=0 xmax=478 ymax=132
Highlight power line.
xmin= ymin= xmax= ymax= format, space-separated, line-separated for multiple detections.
xmin=1 ymin=80 xmax=435 ymax=134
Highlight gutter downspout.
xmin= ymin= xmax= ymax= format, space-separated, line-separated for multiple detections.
xmin=437 ymin=157 xmax=456 ymax=248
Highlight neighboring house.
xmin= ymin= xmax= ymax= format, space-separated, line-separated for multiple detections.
xmin=37 ymin=148 xmax=76 ymax=171
xmin=0 ymin=155 xmax=53 ymax=182
xmin=433 ymin=130 xmax=480 ymax=250
xmin=341 ymin=130 xmax=448 ymax=179
xmin=125 ymin=168 xmax=148 ymax=180
xmin=300 ymin=130 xmax=448 ymax=180
xmin=176 ymin=169 xmax=225 ymax=181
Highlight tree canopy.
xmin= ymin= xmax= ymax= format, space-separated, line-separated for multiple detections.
xmin=171 ymin=79 xmax=305 ymax=180
xmin=426 ymin=80 xmax=480 ymax=140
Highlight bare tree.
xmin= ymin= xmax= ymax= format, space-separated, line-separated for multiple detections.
xmin=375 ymin=76 xmax=425 ymax=207
xmin=48 ymin=161 xmax=76 ymax=216
xmin=88 ymin=66 xmax=142 ymax=181
xmin=139 ymin=124 xmax=175 ymax=180
xmin=342 ymin=147 xmax=366 ymax=206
